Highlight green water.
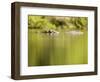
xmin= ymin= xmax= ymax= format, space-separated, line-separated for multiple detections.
xmin=28 ymin=29 xmax=88 ymax=66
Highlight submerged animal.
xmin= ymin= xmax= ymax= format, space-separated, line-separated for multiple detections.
xmin=42 ymin=30 xmax=59 ymax=34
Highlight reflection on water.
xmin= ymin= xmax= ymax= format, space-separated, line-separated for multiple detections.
xmin=28 ymin=29 xmax=88 ymax=66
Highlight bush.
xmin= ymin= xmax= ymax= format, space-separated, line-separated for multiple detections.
xmin=28 ymin=15 xmax=88 ymax=31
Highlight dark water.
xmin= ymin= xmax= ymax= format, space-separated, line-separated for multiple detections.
xmin=28 ymin=29 xmax=88 ymax=66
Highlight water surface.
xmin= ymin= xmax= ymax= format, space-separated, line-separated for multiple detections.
xmin=28 ymin=29 xmax=88 ymax=66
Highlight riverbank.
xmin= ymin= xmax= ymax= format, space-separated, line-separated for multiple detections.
xmin=28 ymin=29 xmax=86 ymax=35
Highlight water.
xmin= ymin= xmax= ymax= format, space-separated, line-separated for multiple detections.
xmin=28 ymin=29 xmax=88 ymax=66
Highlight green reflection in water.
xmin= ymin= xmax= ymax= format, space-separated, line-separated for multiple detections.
xmin=28 ymin=29 xmax=88 ymax=66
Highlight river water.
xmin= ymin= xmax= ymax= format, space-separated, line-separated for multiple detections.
xmin=28 ymin=29 xmax=88 ymax=66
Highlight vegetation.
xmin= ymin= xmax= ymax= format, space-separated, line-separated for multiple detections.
xmin=28 ymin=15 xmax=88 ymax=32
xmin=28 ymin=15 xmax=88 ymax=66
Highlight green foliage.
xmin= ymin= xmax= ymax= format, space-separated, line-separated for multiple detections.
xmin=28 ymin=15 xmax=88 ymax=31
xmin=69 ymin=17 xmax=88 ymax=30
